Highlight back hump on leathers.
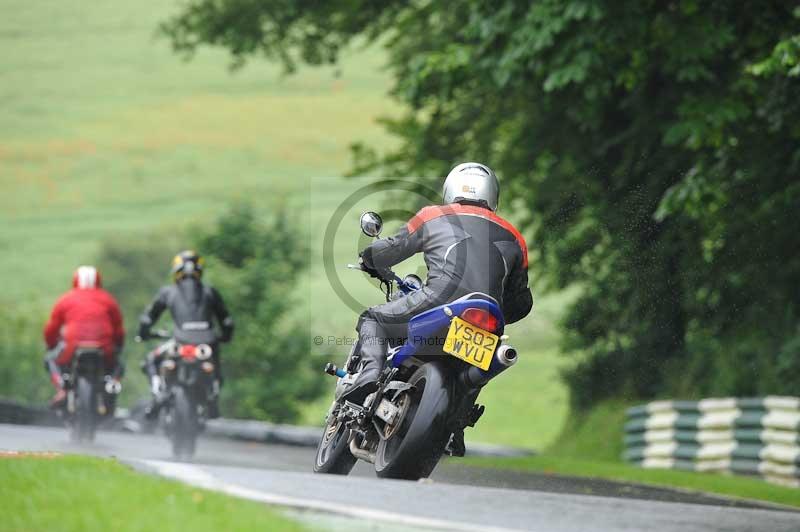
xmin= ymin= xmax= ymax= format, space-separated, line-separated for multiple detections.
xmin=169 ymin=278 xmax=218 ymax=345
xmin=416 ymin=208 xmax=526 ymax=306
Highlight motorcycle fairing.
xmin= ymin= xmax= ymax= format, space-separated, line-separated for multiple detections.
xmin=390 ymin=298 xmax=505 ymax=369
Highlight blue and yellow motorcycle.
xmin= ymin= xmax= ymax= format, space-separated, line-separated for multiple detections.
xmin=314 ymin=212 xmax=518 ymax=480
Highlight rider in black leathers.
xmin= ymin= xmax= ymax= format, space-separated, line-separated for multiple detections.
xmin=138 ymin=250 xmax=234 ymax=419
xmin=343 ymin=162 xmax=533 ymax=403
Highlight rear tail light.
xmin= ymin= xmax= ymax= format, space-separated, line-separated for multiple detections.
xmin=179 ymin=344 xmax=197 ymax=359
xmin=460 ymin=308 xmax=499 ymax=333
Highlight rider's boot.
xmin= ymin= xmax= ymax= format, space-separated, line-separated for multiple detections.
xmin=207 ymin=397 xmax=220 ymax=419
xmin=144 ymin=375 xmax=163 ymax=421
xmin=48 ymin=372 xmax=66 ymax=409
xmin=143 ymin=398 xmax=161 ymax=421
xmin=50 ymin=388 xmax=67 ymax=409
xmin=341 ymin=317 xmax=384 ymax=404
xmin=207 ymin=379 xmax=221 ymax=419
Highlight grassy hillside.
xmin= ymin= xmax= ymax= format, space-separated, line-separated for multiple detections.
xmin=0 ymin=0 xmax=568 ymax=449
xmin=0 ymin=0 xmax=393 ymax=306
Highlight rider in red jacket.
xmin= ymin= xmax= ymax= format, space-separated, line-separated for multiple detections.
xmin=43 ymin=266 xmax=126 ymax=406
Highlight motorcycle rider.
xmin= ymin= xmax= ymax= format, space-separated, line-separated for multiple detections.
xmin=138 ymin=250 xmax=233 ymax=419
xmin=43 ymin=266 xmax=125 ymax=408
xmin=343 ymin=162 xmax=533 ymax=405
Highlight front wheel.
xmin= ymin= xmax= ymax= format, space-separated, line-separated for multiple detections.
xmin=313 ymin=403 xmax=357 ymax=475
xmin=71 ymin=376 xmax=97 ymax=443
xmin=170 ymin=387 xmax=198 ymax=459
xmin=374 ymin=362 xmax=451 ymax=480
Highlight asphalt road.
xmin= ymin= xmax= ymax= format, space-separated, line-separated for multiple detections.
xmin=2 ymin=423 xmax=799 ymax=531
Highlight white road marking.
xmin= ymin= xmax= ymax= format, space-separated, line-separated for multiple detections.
xmin=139 ymin=459 xmax=525 ymax=532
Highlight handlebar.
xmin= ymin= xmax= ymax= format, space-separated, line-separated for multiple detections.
xmin=347 ymin=262 xmax=415 ymax=296
xmin=350 ymin=225 xmax=419 ymax=299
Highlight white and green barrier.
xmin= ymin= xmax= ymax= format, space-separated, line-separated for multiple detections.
xmin=624 ymin=396 xmax=800 ymax=487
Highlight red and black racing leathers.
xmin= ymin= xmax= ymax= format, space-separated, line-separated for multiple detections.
xmin=346 ymin=202 xmax=533 ymax=401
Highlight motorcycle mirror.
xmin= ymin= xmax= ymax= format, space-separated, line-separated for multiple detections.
xmin=360 ymin=211 xmax=383 ymax=238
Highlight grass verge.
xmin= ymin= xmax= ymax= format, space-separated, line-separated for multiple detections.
xmin=544 ymin=399 xmax=630 ymax=462
xmin=462 ymin=454 xmax=800 ymax=509
xmin=463 ymin=400 xmax=800 ymax=509
xmin=0 ymin=454 xmax=309 ymax=532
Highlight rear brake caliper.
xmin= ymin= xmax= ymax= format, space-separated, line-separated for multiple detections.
xmin=371 ymin=380 xmax=415 ymax=440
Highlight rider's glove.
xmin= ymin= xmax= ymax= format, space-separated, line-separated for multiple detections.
xmin=150 ymin=375 xmax=162 ymax=395
xmin=358 ymin=255 xmax=382 ymax=278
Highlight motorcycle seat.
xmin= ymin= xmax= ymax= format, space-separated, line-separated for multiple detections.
xmin=74 ymin=344 xmax=104 ymax=357
xmin=454 ymin=292 xmax=499 ymax=305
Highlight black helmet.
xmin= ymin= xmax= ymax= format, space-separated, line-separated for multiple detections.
xmin=171 ymin=250 xmax=204 ymax=281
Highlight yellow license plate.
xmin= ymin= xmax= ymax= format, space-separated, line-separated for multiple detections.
xmin=443 ymin=317 xmax=498 ymax=370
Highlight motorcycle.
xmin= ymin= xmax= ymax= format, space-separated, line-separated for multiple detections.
xmin=60 ymin=345 xmax=121 ymax=443
xmin=314 ymin=211 xmax=518 ymax=479
xmin=136 ymin=329 xmax=217 ymax=459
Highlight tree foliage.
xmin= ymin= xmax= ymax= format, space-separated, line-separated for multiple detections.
xmin=99 ymin=204 xmax=325 ymax=421
xmin=198 ymin=203 xmax=325 ymax=421
xmin=0 ymin=307 xmax=51 ymax=404
xmin=163 ymin=1 xmax=800 ymax=407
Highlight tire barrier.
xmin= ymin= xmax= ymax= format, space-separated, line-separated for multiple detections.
xmin=0 ymin=399 xmax=534 ymax=458
xmin=0 ymin=398 xmax=59 ymax=426
xmin=0 ymin=398 xmax=134 ymax=431
xmin=624 ymin=396 xmax=800 ymax=488
xmin=205 ymin=418 xmax=535 ymax=458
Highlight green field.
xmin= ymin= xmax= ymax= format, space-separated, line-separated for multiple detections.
xmin=0 ymin=0 xmax=569 ymax=449
xmin=0 ymin=455 xmax=309 ymax=531
xmin=0 ymin=0 xmax=394 ymax=307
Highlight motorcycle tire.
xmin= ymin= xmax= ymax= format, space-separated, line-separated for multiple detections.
xmin=374 ymin=361 xmax=451 ymax=480
xmin=71 ymin=376 xmax=97 ymax=443
xmin=171 ymin=386 xmax=198 ymax=460
xmin=313 ymin=402 xmax=357 ymax=475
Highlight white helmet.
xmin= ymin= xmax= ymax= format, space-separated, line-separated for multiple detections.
xmin=72 ymin=265 xmax=102 ymax=289
xmin=442 ymin=162 xmax=499 ymax=211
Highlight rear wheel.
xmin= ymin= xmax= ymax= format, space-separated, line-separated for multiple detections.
xmin=374 ymin=362 xmax=451 ymax=480
xmin=71 ymin=376 xmax=97 ymax=443
xmin=171 ymin=387 xmax=198 ymax=459
xmin=314 ymin=403 xmax=357 ymax=475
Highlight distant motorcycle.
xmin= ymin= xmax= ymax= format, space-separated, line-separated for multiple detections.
xmin=314 ymin=212 xmax=518 ymax=479
xmin=136 ymin=329 xmax=217 ymax=459
xmin=60 ymin=345 xmax=121 ymax=443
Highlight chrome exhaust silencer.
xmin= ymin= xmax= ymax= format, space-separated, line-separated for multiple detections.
xmin=459 ymin=344 xmax=518 ymax=389
xmin=496 ymin=345 xmax=518 ymax=366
